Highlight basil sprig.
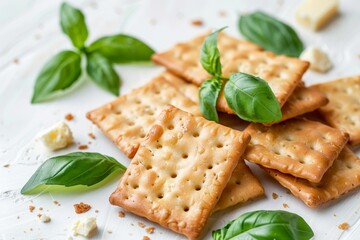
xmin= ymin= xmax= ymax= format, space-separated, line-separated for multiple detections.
xmin=21 ymin=152 xmax=126 ymax=194
xmin=199 ymin=28 xmax=282 ymax=123
xmin=212 ymin=210 xmax=314 ymax=240
xmin=239 ymin=11 xmax=304 ymax=57
xmin=31 ymin=2 xmax=154 ymax=103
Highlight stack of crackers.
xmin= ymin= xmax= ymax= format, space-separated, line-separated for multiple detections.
xmin=87 ymin=32 xmax=360 ymax=239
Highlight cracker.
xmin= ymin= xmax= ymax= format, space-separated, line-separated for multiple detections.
xmin=244 ymin=118 xmax=349 ymax=183
xmin=152 ymin=32 xmax=262 ymax=86
xmin=214 ymin=160 xmax=264 ymax=212
xmin=152 ymin=32 xmax=309 ymax=107
xmin=109 ymin=105 xmax=251 ymax=240
xmin=310 ymin=75 xmax=360 ymax=146
xmin=265 ymin=147 xmax=360 ymax=207
xmin=86 ymin=74 xmax=201 ymax=158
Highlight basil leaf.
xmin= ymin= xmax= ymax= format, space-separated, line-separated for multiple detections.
xmin=87 ymin=34 xmax=155 ymax=63
xmin=199 ymin=78 xmax=222 ymax=122
xmin=224 ymin=72 xmax=282 ymax=123
xmin=86 ymin=52 xmax=121 ymax=96
xmin=200 ymin=27 xmax=226 ymax=77
xmin=60 ymin=2 xmax=88 ymax=49
xmin=31 ymin=50 xmax=82 ymax=103
xmin=239 ymin=11 xmax=304 ymax=57
xmin=21 ymin=152 xmax=126 ymax=194
xmin=212 ymin=210 xmax=314 ymax=240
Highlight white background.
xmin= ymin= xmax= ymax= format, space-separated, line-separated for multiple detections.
xmin=1 ymin=0 xmax=360 ymax=239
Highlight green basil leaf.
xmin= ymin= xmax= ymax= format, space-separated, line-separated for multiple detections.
xmin=224 ymin=72 xmax=282 ymax=123
xmin=200 ymin=27 xmax=227 ymax=77
xmin=21 ymin=152 xmax=126 ymax=194
xmin=60 ymin=2 xmax=88 ymax=49
xmin=212 ymin=210 xmax=314 ymax=240
xmin=239 ymin=11 xmax=304 ymax=57
xmin=87 ymin=34 xmax=155 ymax=63
xmin=31 ymin=50 xmax=82 ymax=103
xmin=199 ymin=78 xmax=222 ymax=122
xmin=86 ymin=52 xmax=121 ymax=96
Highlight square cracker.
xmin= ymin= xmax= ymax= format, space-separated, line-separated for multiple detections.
xmin=214 ymin=159 xmax=264 ymax=212
xmin=109 ymin=105 xmax=251 ymax=240
xmin=244 ymin=118 xmax=349 ymax=183
xmin=152 ymin=32 xmax=262 ymax=85
xmin=152 ymin=32 xmax=309 ymax=107
xmin=310 ymin=75 xmax=360 ymax=146
xmin=265 ymin=147 xmax=360 ymax=207
xmin=86 ymin=73 xmax=201 ymax=158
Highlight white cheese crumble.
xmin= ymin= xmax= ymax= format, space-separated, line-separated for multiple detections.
xmin=72 ymin=217 xmax=97 ymax=238
xmin=300 ymin=47 xmax=332 ymax=73
xmin=38 ymin=121 xmax=73 ymax=151
xmin=39 ymin=214 xmax=51 ymax=223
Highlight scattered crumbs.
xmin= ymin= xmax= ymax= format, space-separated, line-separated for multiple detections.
xmin=30 ymin=228 xmax=33 ymax=231
xmin=3 ymin=163 xmax=10 ymax=168
xmin=143 ymin=236 xmax=151 ymax=240
xmin=65 ymin=113 xmax=74 ymax=121
xmin=150 ymin=18 xmax=157 ymax=25
xmin=17 ymin=216 xmax=20 ymax=219
xmin=218 ymin=10 xmax=227 ymax=17
xmin=74 ymin=202 xmax=91 ymax=214
xmin=272 ymin=192 xmax=278 ymax=200
xmin=191 ymin=19 xmax=203 ymax=27
xmin=334 ymin=214 xmax=337 ymax=217
xmin=358 ymin=54 xmax=360 ymax=59
xmin=39 ymin=207 xmax=43 ymax=211
xmin=107 ymin=229 xmax=112 ymax=234
xmin=138 ymin=222 xmax=146 ymax=228
xmin=338 ymin=222 xmax=350 ymax=230
xmin=88 ymin=141 xmax=92 ymax=145
xmin=88 ymin=133 xmax=96 ymax=139
xmin=78 ymin=144 xmax=88 ymax=150
xmin=37 ymin=214 xmax=42 ymax=218
xmin=283 ymin=203 xmax=289 ymax=208
xmin=67 ymin=236 xmax=73 ymax=240
xmin=53 ymin=201 xmax=59 ymax=205
xmin=95 ymin=210 xmax=99 ymax=213
xmin=118 ymin=211 xmax=125 ymax=218
xmin=29 ymin=205 xmax=35 ymax=212
xmin=131 ymin=223 xmax=134 ymax=226
xmin=286 ymin=190 xmax=291 ymax=195
xmin=146 ymin=227 xmax=155 ymax=234
xmin=13 ymin=58 xmax=19 ymax=64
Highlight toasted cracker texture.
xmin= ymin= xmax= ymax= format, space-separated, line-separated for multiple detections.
xmin=109 ymin=105 xmax=250 ymax=239
xmin=244 ymin=118 xmax=349 ymax=183
xmin=311 ymin=75 xmax=360 ymax=146
xmin=86 ymin=73 xmax=201 ymax=158
xmin=265 ymin=147 xmax=360 ymax=207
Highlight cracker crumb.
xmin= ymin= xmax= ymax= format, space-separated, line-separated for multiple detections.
xmin=74 ymin=202 xmax=91 ymax=214
xmin=150 ymin=18 xmax=157 ymax=25
xmin=107 ymin=229 xmax=112 ymax=234
xmin=39 ymin=214 xmax=51 ymax=223
xmin=218 ymin=10 xmax=227 ymax=17
xmin=146 ymin=227 xmax=155 ymax=234
xmin=283 ymin=203 xmax=289 ymax=208
xmin=65 ymin=113 xmax=74 ymax=121
xmin=29 ymin=205 xmax=35 ymax=212
xmin=39 ymin=207 xmax=43 ymax=211
xmin=143 ymin=236 xmax=151 ymax=240
xmin=131 ymin=223 xmax=134 ymax=226
xmin=17 ymin=216 xmax=20 ymax=219
xmin=78 ymin=144 xmax=88 ymax=150
xmin=88 ymin=133 xmax=96 ymax=139
xmin=338 ymin=222 xmax=350 ymax=230
xmin=191 ymin=19 xmax=203 ymax=27
xmin=3 ymin=163 xmax=10 ymax=168
xmin=13 ymin=58 xmax=19 ymax=64
xmin=37 ymin=214 xmax=42 ymax=218
xmin=118 ymin=211 xmax=125 ymax=218
xmin=138 ymin=222 xmax=146 ymax=228
xmin=95 ymin=210 xmax=99 ymax=213
xmin=53 ymin=201 xmax=59 ymax=205
xmin=272 ymin=192 xmax=278 ymax=200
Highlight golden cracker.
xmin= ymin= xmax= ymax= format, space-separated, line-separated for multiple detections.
xmin=109 ymin=105 xmax=251 ymax=239
xmin=244 ymin=118 xmax=349 ymax=183
xmin=311 ymin=75 xmax=360 ymax=146
xmin=86 ymin=74 xmax=201 ymax=158
xmin=265 ymin=147 xmax=360 ymax=207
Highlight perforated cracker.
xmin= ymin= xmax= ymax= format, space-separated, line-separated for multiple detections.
xmin=265 ymin=147 xmax=360 ymax=207
xmin=244 ymin=118 xmax=349 ymax=183
xmin=214 ymin=160 xmax=264 ymax=212
xmin=86 ymin=74 xmax=201 ymax=158
xmin=310 ymin=75 xmax=360 ymax=146
xmin=109 ymin=105 xmax=251 ymax=240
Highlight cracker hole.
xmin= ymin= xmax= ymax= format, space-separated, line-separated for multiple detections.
xmin=156 ymin=144 xmax=163 ymax=149
xmin=216 ymin=143 xmax=224 ymax=148
xmin=299 ymin=159 xmax=305 ymax=164
xmin=347 ymin=165 xmax=353 ymax=169
xmin=208 ymin=165 xmax=213 ymax=170
xmin=140 ymin=133 xmax=146 ymax=138
xmin=192 ymin=132 xmax=199 ymax=137
xmin=157 ymin=193 xmax=164 ymax=199
xmin=235 ymin=180 xmax=241 ymax=185
xmin=128 ymin=121 xmax=135 ymax=126
xmin=183 ymin=206 xmax=189 ymax=212
xmin=182 ymin=153 xmax=189 ymax=159
xmin=146 ymin=165 xmax=152 ymax=170
xmin=135 ymin=99 xmax=141 ymax=104
xmin=115 ymin=110 xmax=122 ymax=115
xmin=168 ymin=124 xmax=174 ymax=130
xmin=171 ymin=173 xmax=177 ymax=178
xmin=195 ymin=185 xmax=201 ymax=191
xmin=132 ymin=184 xmax=139 ymax=189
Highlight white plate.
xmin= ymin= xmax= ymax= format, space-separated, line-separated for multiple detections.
xmin=1 ymin=0 xmax=360 ymax=239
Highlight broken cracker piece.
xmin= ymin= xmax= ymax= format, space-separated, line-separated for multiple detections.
xmin=109 ymin=105 xmax=250 ymax=239
xmin=87 ymin=73 xmax=201 ymax=158
xmin=265 ymin=147 xmax=360 ymax=208
xmin=245 ymin=118 xmax=349 ymax=183
xmin=311 ymin=75 xmax=360 ymax=146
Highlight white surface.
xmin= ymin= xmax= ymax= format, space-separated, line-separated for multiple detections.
xmin=1 ymin=0 xmax=360 ymax=239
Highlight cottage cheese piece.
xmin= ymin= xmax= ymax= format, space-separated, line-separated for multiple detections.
xmin=72 ymin=217 xmax=97 ymax=238
xmin=296 ymin=0 xmax=339 ymax=31
xmin=38 ymin=121 xmax=73 ymax=151
xmin=300 ymin=47 xmax=332 ymax=73
xmin=39 ymin=214 xmax=51 ymax=223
